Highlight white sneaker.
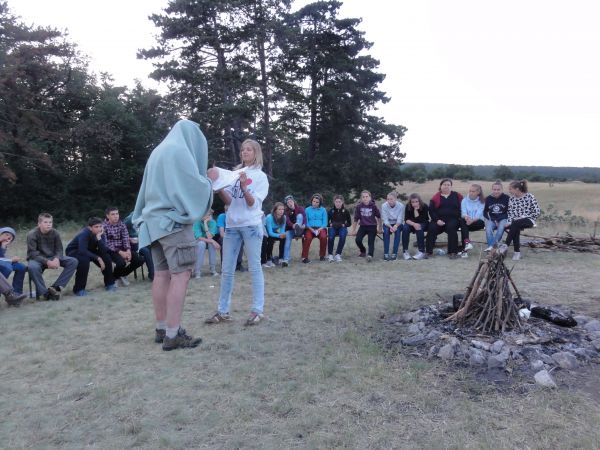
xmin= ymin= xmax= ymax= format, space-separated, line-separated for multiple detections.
xmin=413 ymin=251 xmax=425 ymax=260
xmin=512 ymin=252 xmax=521 ymax=261
xmin=366 ymin=255 xmax=373 ymax=262
xmin=194 ymin=273 xmax=202 ymax=279
xmin=403 ymin=251 xmax=411 ymax=260
xmin=498 ymin=244 xmax=508 ymax=254
xmin=327 ymin=254 xmax=334 ymax=262
xmin=262 ymin=261 xmax=275 ymax=268
xmin=484 ymin=246 xmax=493 ymax=252
xmin=464 ymin=242 xmax=473 ymax=251
xmin=460 ymin=251 xmax=469 ymax=259
xmin=211 ymin=271 xmax=220 ymax=277
xmin=334 ymin=254 xmax=342 ymax=262
xmin=119 ymin=276 xmax=130 ymax=286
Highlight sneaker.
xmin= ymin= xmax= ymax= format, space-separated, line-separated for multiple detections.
xmin=154 ymin=328 xmax=166 ymax=344
xmin=334 ymin=254 xmax=342 ymax=262
xmin=358 ymin=252 xmax=366 ymax=258
xmin=74 ymin=290 xmax=88 ymax=297
xmin=162 ymin=327 xmax=202 ymax=351
xmin=211 ymin=271 xmax=220 ymax=277
xmin=194 ymin=272 xmax=202 ymax=279
xmin=484 ymin=246 xmax=493 ymax=252
xmin=383 ymin=254 xmax=390 ymax=261
xmin=366 ymin=255 xmax=373 ymax=262
xmin=263 ymin=261 xmax=275 ymax=268
xmin=4 ymin=291 xmax=26 ymax=307
xmin=319 ymin=256 xmax=326 ymax=262
xmin=403 ymin=251 xmax=411 ymax=260
xmin=327 ymin=254 xmax=334 ymax=262
xmin=498 ymin=244 xmax=508 ymax=254
xmin=413 ymin=251 xmax=425 ymax=260
xmin=47 ymin=286 xmax=60 ymax=301
xmin=205 ymin=312 xmax=232 ymax=324
xmin=448 ymin=253 xmax=459 ymax=260
xmin=245 ymin=312 xmax=263 ymax=326
xmin=302 ymin=258 xmax=310 ymax=264
xmin=294 ymin=223 xmax=304 ymax=238
xmin=512 ymin=252 xmax=521 ymax=261
xmin=105 ymin=284 xmax=117 ymax=292
xmin=460 ymin=251 xmax=469 ymax=259
xmin=119 ymin=276 xmax=130 ymax=287
xmin=464 ymin=242 xmax=474 ymax=251
xmin=390 ymin=254 xmax=397 ymax=261
xmin=281 ymin=260 xmax=289 ymax=267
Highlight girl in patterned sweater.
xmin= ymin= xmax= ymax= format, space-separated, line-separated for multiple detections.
xmin=504 ymin=180 xmax=540 ymax=260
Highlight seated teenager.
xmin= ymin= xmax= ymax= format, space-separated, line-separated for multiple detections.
xmin=103 ymin=207 xmax=144 ymax=286
xmin=327 ymin=195 xmax=351 ymax=262
xmin=27 ymin=213 xmax=78 ymax=300
xmin=0 ymin=227 xmax=27 ymax=296
xmin=301 ymin=193 xmax=328 ymax=263
xmin=263 ymin=202 xmax=287 ymax=267
xmin=124 ymin=211 xmax=154 ymax=281
xmin=350 ymin=190 xmax=381 ymax=262
xmin=503 ymin=180 xmax=541 ymax=260
xmin=402 ymin=193 xmax=429 ymax=260
xmin=425 ymin=179 xmax=463 ymax=259
xmin=460 ymin=184 xmax=485 ymax=251
xmin=381 ymin=191 xmax=405 ymax=261
xmin=0 ymin=272 xmax=26 ymax=306
xmin=66 ymin=217 xmax=116 ymax=296
xmin=483 ymin=181 xmax=510 ymax=251
xmin=282 ymin=195 xmax=306 ymax=266
xmin=193 ymin=210 xmax=220 ymax=278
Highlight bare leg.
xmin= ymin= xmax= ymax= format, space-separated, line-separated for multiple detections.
xmin=165 ymin=270 xmax=192 ymax=329
xmin=152 ymin=270 xmax=170 ymax=322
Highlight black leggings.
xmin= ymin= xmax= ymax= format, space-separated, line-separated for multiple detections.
xmin=426 ymin=218 xmax=459 ymax=254
xmin=355 ymin=225 xmax=377 ymax=257
xmin=505 ymin=218 xmax=533 ymax=252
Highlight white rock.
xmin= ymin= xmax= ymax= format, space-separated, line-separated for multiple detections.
xmin=530 ymin=360 xmax=545 ymax=371
xmin=534 ymin=370 xmax=557 ymax=388
xmin=438 ymin=344 xmax=455 ymax=360
xmin=551 ymin=351 xmax=579 ymax=370
xmin=583 ymin=320 xmax=600 ymax=332
xmin=491 ymin=340 xmax=505 ymax=354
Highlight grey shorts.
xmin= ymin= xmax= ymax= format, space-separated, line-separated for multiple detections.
xmin=151 ymin=225 xmax=197 ymax=273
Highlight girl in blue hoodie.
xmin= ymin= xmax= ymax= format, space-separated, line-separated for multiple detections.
xmin=460 ymin=184 xmax=485 ymax=251
xmin=263 ymin=202 xmax=287 ymax=267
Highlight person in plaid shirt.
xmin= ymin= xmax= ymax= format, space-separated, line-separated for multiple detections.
xmin=103 ymin=207 xmax=144 ymax=286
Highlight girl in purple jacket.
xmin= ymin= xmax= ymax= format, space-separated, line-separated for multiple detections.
xmin=350 ymin=190 xmax=381 ymax=262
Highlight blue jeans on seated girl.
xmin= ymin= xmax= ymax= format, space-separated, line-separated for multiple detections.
xmin=283 ymin=214 xmax=304 ymax=261
xmin=402 ymin=224 xmax=426 ymax=252
xmin=327 ymin=226 xmax=347 ymax=255
xmin=485 ymin=219 xmax=507 ymax=246
xmin=195 ymin=240 xmax=217 ymax=274
xmin=383 ymin=224 xmax=401 ymax=255
xmin=218 ymin=225 xmax=264 ymax=315
xmin=0 ymin=261 xmax=26 ymax=294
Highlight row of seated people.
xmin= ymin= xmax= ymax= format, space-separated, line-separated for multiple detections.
xmin=191 ymin=178 xmax=541 ymax=275
xmin=0 ymin=207 xmax=154 ymax=305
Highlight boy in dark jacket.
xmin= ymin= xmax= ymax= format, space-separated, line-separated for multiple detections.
xmin=66 ymin=217 xmax=115 ymax=296
xmin=483 ymin=181 xmax=510 ymax=250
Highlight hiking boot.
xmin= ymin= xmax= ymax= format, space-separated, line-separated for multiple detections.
xmin=46 ymin=286 xmax=60 ymax=301
xmin=294 ymin=223 xmax=304 ymax=238
xmin=162 ymin=328 xmax=202 ymax=351
xmin=155 ymin=328 xmax=166 ymax=343
xmin=403 ymin=251 xmax=412 ymax=260
xmin=205 ymin=312 xmax=233 ymax=324
xmin=5 ymin=291 xmax=26 ymax=307
xmin=245 ymin=312 xmax=263 ymax=326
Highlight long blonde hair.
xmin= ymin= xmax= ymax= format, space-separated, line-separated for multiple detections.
xmin=235 ymin=139 xmax=263 ymax=169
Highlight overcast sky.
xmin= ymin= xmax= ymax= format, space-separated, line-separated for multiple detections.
xmin=10 ymin=0 xmax=600 ymax=167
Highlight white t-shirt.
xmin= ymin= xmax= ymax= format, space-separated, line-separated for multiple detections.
xmin=224 ymin=166 xmax=269 ymax=228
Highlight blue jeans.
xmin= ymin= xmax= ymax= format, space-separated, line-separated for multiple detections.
xmin=402 ymin=224 xmax=426 ymax=252
xmin=327 ymin=227 xmax=347 ymax=255
xmin=382 ymin=224 xmax=401 ymax=255
xmin=485 ymin=219 xmax=507 ymax=246
xmin=0 ymin=261 xmax=26 ymax=294
xmin=195 ymin=240 xmax=217 ymax=273
xmin=283 ymin=214 xmax=304 ymax=261
xmin=218 ymin=225 xmax=264 ymax=315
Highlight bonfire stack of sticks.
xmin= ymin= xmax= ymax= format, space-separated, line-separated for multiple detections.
xmin=447 ymin=247 xmax=522 ymax=333
xmin=523 ymin=232 xmax=600 ymax=253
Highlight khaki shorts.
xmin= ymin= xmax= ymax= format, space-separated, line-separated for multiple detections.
xmin=151 ymin=225 xmax=197 ymax=273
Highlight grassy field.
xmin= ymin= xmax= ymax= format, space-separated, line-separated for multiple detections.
xmin=1 ymin=182 xmax=600 ymax=449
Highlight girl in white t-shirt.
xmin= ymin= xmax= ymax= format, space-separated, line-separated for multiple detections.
xmin=205 ymin=139 xmax=269 ymax=326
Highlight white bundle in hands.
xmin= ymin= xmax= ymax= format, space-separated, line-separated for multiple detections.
xmin=210 ymin=167 xmax=245 ymax=191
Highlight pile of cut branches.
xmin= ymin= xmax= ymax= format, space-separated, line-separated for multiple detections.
xmin=446 ymin=248 xmax=522 ymax=334
xmin=523 ymin=232 xmax=600 ymax=253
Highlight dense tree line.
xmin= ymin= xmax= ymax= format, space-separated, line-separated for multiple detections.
xmin=0 ymin=0 xmax=406 ymax=221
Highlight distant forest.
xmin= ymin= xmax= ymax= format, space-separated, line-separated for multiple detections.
xmin=401 ymin=163 xmax=600 ymax=184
